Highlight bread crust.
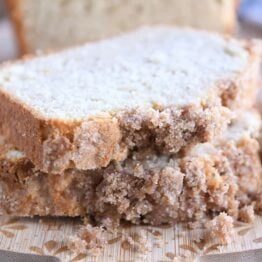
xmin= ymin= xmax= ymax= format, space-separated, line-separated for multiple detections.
xmin=0 ymin=89 xmax=44 ymax=168
xmin=6 ymin=0 xmax=31 ymax=55
xmin=222 ymin=0 xmax=238 ymax=34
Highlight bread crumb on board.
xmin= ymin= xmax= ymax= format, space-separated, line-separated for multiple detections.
xmin=205 ymin=212 xmax=234 ymax=245
xmin=66 ymin=211 xmax=237 ymax=256
xmin=121 ymin=231 xmax=150 ymax=253
xmin=67 ymin=224 xmax=106 ymax=256
xmin=238 ymin=205 xmax=255 ymax=223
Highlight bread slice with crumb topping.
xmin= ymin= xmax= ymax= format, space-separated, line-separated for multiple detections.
xmin=0 ymin=110 xmax=261 ymax=225
xmin=0 ymin=27 xmax=260 ymax=173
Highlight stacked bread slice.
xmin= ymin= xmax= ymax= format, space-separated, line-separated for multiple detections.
xmin=0 ymin=27 xmax=261 ymax=228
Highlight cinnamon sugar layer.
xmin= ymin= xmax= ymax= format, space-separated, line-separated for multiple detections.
xmin=0 ymin=112 xmax=261 ymax=226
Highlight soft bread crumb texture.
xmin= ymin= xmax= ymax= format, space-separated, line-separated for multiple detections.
xmin=9 ymin=0 xmax=237 ymax=53
xmin=0 ymin=27 xmax=252 ymax=119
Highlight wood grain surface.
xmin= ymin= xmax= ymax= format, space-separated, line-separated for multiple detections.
xmin=0 ymin=216 xmax=261 ymax=261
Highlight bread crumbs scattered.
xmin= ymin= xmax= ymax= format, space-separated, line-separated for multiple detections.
xmin=67 ymin=224 xmax=106 ymax=256
xmin=147 ymin=228 xmax=162 ymax=238
xmin=238 ymin=205 xmax=255 ymax=223
xmin=205 ymin=213 xmax=234 ymax=245
xmin=121 ymin=232 xmax=150 ymax=253
xmin=166 ymin=252 xmax=176 ymax=259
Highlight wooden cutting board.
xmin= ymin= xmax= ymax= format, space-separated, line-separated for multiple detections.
xmin=0 ymin=216 xmax=262 ymax=261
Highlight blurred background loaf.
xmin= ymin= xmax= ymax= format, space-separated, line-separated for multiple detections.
xmin=6 ymin=0 xmax=237 ymax=54
xmin=1 ymin=0 xmax=262 ymax=60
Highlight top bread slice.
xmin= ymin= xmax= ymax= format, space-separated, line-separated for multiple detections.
xmin=7 ymin=0 xmax=237 ymax=54
xmin=0 ymin=27 xmax=260 ymax=173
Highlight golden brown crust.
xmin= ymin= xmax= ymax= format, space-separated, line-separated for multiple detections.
xmin=0 ymin=88 xmax=127 ymax=172
xmin=0 ymin=90 xmax=44 ymax=168
xmin=6 ymin=0 xmax=31 ymax=55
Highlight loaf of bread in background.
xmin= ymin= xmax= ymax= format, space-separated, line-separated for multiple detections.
xmin=7 ymin=0 xmax=238 ymax=54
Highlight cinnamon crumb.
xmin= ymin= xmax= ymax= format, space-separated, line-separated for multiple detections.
xmin=67 ymin=224 xmax=106 ymax=256
xmin=121 ymin=232 xmax=150 ymax=253
xmin=238 ymin=205 xmax=255 ymax=223
xmin=205 ymin=213 xmax=234 ymax=245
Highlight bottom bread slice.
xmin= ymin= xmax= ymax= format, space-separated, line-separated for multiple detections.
xmin=0 ymin=111 xmax=261 ymax=227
